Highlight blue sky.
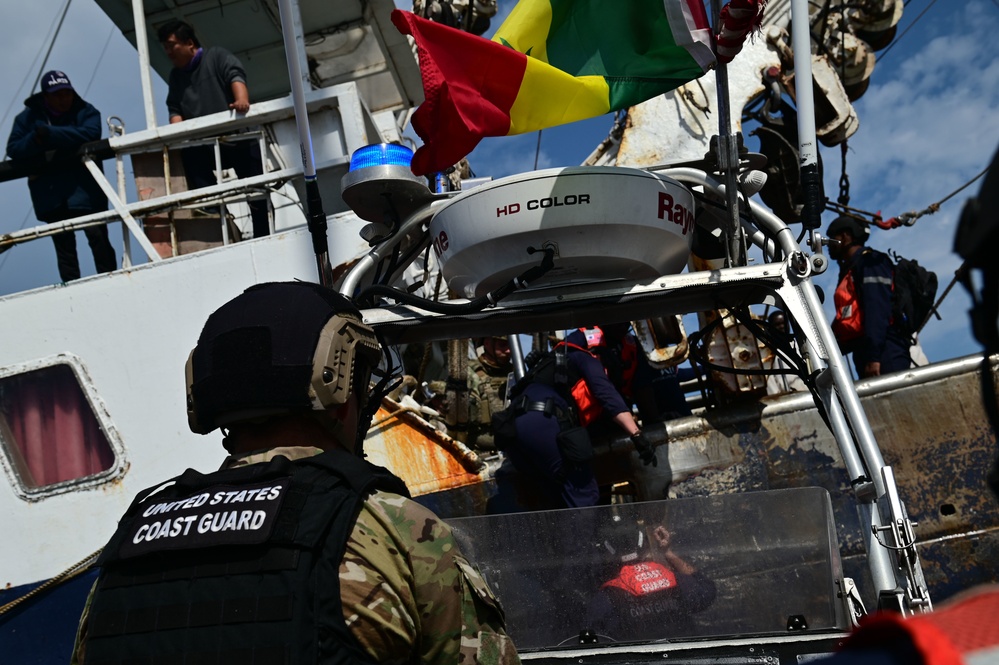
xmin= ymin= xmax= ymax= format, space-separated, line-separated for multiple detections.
xmin=1 ymin=0 xmax=997 ymax=368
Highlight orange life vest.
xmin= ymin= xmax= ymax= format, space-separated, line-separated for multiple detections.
xmin=601 ymin=562 xmax=678 ymax=597
xmin=833 ymin=270 xmax=864 ymax=344
xmin=564 ymin=327 xmax=638 ymax=426
xmin=838 ymin=585 xmax=999 ymax=665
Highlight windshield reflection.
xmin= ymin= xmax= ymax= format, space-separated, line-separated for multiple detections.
xmin=448 ymin=487 xmax=846 ymax=650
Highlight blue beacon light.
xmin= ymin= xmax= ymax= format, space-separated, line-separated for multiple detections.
xmin=348 ymin=143 xmax=414 ymax=172
xmin=341 ymin=143 xmax=433 ymax=241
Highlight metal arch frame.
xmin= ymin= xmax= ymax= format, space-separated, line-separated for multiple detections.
xmin=345 ymin=162 xmax=931 ymax=613
xmin=358 ymin=258 xmax=930 ymax=613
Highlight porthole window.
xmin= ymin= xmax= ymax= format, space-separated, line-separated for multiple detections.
xmin=0 ymin=362 xmax=115 ymax=490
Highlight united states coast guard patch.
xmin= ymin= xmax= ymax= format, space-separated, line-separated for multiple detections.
xmin=119 ymin=479 xmax=289 ymax=558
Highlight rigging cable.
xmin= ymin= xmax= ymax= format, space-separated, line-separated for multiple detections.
xmin=823 ymin=166 xmax=989 ymax=231
xmin=0 ymin=0 xmax=74 ymax=145
xmin=876 ymin=0 xmax=940 ymax=63
xmin=876 ymin=165 xmax=990 ymax=229
xmin=82 ymin=26 xmax=117 ymax=96
xmin=917 ymin=262 xmax=967 ymax=335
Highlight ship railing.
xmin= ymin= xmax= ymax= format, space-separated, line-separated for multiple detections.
xmin=0 ymin=82 xmax=378 ymax=266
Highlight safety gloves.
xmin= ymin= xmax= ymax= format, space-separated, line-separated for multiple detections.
xmin=630 ymin=431 xmax=658 ymax=467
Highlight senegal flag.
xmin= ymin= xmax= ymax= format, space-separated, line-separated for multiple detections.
xmin=391 ymin=1 xmax=715 ymax=175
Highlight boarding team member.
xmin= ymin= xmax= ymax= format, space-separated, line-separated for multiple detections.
xmin=502 ymin=324 xmax=658 ymax=510
xmin=72 ymin=282 xmax=519 ymax=665
xmin=827 ymin=215 xmax=911 ymax=378
xmin=467 ymin=336 xmax=513 ymax=451
xmin=587 ymin=518 xmax=716 ymax=641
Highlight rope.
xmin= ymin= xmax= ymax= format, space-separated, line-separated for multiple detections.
xmin=877 ymin=0 xmax=940 ymax=64
xmin=876 ymin=165 xmax=990 ymax=229
xmin=0 ymin=0 xmax=74 ymax=143
xmin=917 ymin=262 xmax=968 ymax=334
xmin=0 ymin=549 xmax=101 ymax=616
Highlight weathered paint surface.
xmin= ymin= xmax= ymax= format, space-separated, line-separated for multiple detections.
xmin=364 ymin=404 xmax=486 ymax=496
xmin=657 ymin=362 xmax=999 ymax=605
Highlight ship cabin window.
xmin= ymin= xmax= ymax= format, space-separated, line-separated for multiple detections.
xmin=0 ymin=363 xmax=115 ymax=488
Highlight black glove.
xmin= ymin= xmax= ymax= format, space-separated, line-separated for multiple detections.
xmin=631 ymin=431 xmax=658 ymax=467
xmin=34 ymin=122 xmax=51 ymax=145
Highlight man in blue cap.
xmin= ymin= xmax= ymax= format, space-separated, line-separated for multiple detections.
xmin=6 ymin=70 xmax=117 ymax=282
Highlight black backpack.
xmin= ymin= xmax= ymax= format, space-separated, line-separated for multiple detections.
xmin=490 ymin=344 xmax=575 ymax=447
xmin=889 ymin=251 xmax=939 ymax=341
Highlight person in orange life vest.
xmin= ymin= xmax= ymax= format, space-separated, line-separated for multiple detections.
xmin=494 ymin=324 xmax=657 ymax=511
xmin=586 ymin=517 xmax=716 ymax=642
xmin=811 ymin=146 xmax=999 ymax=665
xmin=564 ymin=324 xmax=659 ymax=466
xmin=828 ymin=216 xmax=911 ymax=378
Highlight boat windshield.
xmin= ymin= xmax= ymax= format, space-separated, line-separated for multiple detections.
xmin=447 ymin=487 xmax=847 ymax=651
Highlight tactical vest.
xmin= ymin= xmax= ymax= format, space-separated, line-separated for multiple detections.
xmin=471 ymin=362 xmax=509 ymax=425
xmin=84 ymin=449 xmax=410 ymax=665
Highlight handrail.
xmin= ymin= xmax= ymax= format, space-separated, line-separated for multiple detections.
xmin=0 ymin=140 xmax=113 ymax=184
xmin=0 ymin=164 xmax=318 ymax=256
xmin=0 ymin=83 xmax=367 ymax=264
xmin=106 ymin=83 xmax=359 ymax=154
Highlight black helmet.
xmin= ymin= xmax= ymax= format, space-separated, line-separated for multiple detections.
xmin=185 ymin=282 xmax=383 ymax=435
xmin=827 ymin=215 xmax=870 ymax=243
xmin=601 ymin=516 xmax=648 ymax=564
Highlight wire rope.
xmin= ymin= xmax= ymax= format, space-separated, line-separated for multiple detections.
xmin=0 ymin=0 xmax=74 ymax=146
xmin=82 ymin=26 xmax=117 ymax=96
xmin=876 ymin=0 xmax=939 ymax=63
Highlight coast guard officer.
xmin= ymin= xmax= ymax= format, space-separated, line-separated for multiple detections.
xmin=72 ymin=282 xmax=519 ymax=665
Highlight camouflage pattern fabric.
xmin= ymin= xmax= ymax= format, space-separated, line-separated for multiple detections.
xmin=467 ymin=357 xmax=510 ymax=450
xmin=72 ymin=446 xmax=520 ymax=665
xmin=230 ymin=446 xmax=519 ymax=664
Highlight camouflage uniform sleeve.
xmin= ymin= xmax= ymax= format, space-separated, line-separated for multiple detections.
xmin=70 ymin=581 xmax=97 ymax=665
xmin=341 ymin=491 xmax=520 ymax=665
xmin=466 ymin=363 xmax=490 ymax=447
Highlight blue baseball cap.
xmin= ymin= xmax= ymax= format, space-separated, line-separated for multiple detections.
xmin=41 ymin=70 xmax=73 ymax=94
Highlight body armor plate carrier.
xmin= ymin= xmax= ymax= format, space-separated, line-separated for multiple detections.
xmin=84 ymin=449 xmax=409 ymax=665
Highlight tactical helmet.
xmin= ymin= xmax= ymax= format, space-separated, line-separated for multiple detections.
xmin=601 ymin=516 xmax=647 ymax=563
xmin=186 ymin=282 xmax=383 ymax=435
xmin=826 ymin=215 xmax=870 ymax=243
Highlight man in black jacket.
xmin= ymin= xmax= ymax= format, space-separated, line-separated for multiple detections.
xmin=157 ymin=20 xmax=270 ymax=238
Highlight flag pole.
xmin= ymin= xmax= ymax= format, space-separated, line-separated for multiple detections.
xmin=790 ymin=0 xmax=822 ymax=235
xmin=711 ymin=0 xmax=745 ymax=268
xmin=277 ymin=0 xmax=335 ymax=287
